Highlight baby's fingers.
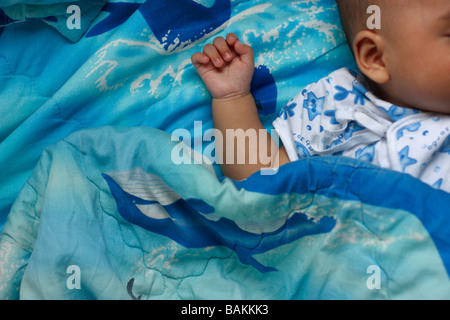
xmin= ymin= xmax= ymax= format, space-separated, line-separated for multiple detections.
xmin=203 ymin=43 xmax=225 ymax=68
xmin=191 ymin=52 xmax=210 ymax=69
xmin=226 ymin=33 xmax=238 ymax=46
xmin=213 ymin=36 xmax=233 ymax=62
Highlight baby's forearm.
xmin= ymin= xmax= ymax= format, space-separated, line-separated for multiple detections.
xmin=212 ymin=94 xmax=289 ymax=180
xmin=191 ymin=33 xmax=289 ymax=179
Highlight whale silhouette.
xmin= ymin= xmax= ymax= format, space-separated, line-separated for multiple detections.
xmin=102 ymin=172 xmax=336 ymax=273
xmin=87 ymin=0 xmax=231 ymax=51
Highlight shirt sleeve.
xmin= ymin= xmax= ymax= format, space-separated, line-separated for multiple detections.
xmin=272 ymin=75 xmax=333 ymax=162
xmin=272 ymin=92 xmax=303 ymax=162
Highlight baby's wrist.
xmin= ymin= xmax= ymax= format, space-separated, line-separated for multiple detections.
xmin=212 ymin=92 xmax=256 ymax=113
xmin=212 ymin=91 xmax=253 ymax=104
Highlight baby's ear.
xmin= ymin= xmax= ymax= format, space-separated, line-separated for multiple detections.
xmin=352 ymin=30 xmax=389 ymax=84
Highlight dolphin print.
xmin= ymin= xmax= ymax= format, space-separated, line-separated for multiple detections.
xmin=87 ymin=0 xmax=231 ymax=51
xmin=102 ymin=172 xmax=336 ymax=273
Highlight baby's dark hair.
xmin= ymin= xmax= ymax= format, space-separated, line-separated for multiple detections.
xmin=336 ymin=0 xmax=373 ymax=48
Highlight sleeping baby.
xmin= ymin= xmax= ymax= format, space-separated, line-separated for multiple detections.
xmin=191 ymin=0 xmax=450 ymax=193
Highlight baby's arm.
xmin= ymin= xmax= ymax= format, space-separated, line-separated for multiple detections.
xmin=192 ymin=33 xmax=289 ymax=180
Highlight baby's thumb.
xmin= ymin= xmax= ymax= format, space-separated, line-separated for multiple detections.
xmin=234 ymin=40 xmax=254 ymax=64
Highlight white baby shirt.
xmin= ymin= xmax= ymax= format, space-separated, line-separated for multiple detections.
xmin=273 ymin=68 xmax=450 ymax=193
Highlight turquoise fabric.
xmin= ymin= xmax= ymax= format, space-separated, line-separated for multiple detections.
xmin=0 ymin=127 xmax=449 ymax=299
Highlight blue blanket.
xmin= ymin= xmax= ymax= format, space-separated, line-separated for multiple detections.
xmin=1 ymin=127 xmax=449 ymax=299
xmin=0 ymin=0 xmax=449 ymax=299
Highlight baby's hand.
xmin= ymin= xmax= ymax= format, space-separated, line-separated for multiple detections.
xmin=192 ymin=33 xmax=254 ymax=101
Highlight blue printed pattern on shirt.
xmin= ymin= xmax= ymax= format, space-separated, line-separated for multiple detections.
xmin=273 ymin=68 xmax=450 ymax=193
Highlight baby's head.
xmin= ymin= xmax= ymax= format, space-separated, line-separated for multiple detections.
xmin=336 ymin=0 xmax=450 ymax=114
